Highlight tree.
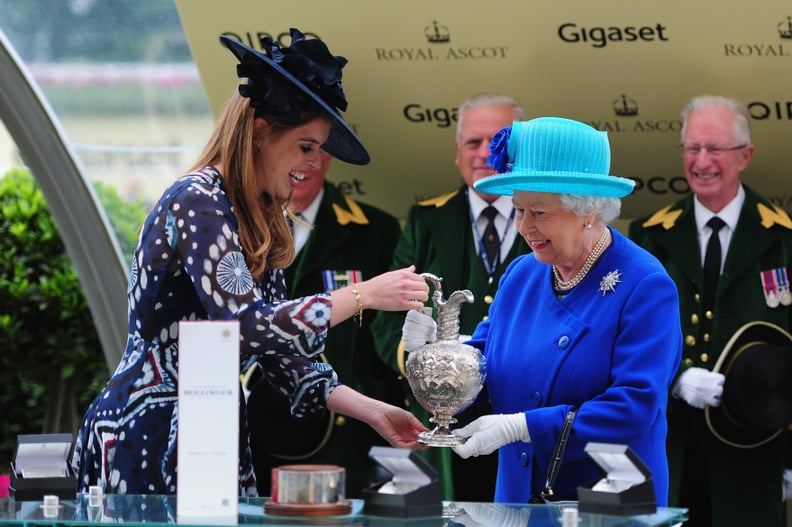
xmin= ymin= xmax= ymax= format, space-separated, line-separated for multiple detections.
xmin=0 ymin=167 xmax=146 ymax=466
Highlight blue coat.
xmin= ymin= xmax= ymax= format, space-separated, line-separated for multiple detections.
xmin=371 ymin=185 xmax=531 ymax=500
xmin=468 ymin=228 xmax=682 ymax=504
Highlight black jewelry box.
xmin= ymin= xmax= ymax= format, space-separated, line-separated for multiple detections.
xmin=362 ymin=446 xmax=442 ymax=519
xmin=577 ymin=442 xmax=656 ymax=516
xmin=9 ymin=433 xmax=77 ymax=502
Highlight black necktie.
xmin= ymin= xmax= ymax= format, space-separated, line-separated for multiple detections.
xmin=703 ymin=216 xmax=726 ymax=306
xmin=481 ymin=206 xmax=500 ymax=271
xmin=287 ymin=212 xmax=304 ymax=235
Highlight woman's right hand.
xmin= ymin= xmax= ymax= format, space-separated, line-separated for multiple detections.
xmin=358 ymin=265 xmax=428 ymax=312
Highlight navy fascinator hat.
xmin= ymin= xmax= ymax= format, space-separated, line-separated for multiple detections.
xmin=220 ymin=28 xmax=369 ymax=165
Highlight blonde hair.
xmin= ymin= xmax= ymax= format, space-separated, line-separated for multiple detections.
xmin=190 ymin=90 xmax=295 ymax=278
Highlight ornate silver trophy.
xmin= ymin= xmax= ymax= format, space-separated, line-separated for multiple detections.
xmin=405 ymin=273 xmax=487 ymax=446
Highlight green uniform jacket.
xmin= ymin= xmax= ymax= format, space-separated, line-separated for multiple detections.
xmin=371 ymin=184 xmax=531 ymax=500
xmin=629 ymin=184 xmax=792 ymax=527
xmin=250 ymin=181 xmax=403 ymax=498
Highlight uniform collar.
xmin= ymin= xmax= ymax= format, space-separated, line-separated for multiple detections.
xmin=296 ymin=187 xmax=324 ymax=225
xmin=694 ymin=184 xmax=745 ymax=235
xmin=468 ymin=188 xmax=513 ymax=220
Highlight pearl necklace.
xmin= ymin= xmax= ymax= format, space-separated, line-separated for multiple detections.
xmin=552 ymin=228 xmax=611 ymax=291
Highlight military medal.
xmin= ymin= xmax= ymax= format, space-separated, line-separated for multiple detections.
xmin=767 ymin=293 xmax=780 ymax=308
xmin=761 ymin=269 xmax=782 ymax=308
xmin=777 ymin=268 xmax=792 ymax=306
xmin=322 ymin=269 xmax=363 ymax=292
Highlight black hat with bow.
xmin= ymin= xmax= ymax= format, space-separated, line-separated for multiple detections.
xmin=220 ymin=28 xmax=369 ymax=165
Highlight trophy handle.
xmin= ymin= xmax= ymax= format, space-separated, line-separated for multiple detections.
xmin=419 ymin=272 xmax=474 ymax=341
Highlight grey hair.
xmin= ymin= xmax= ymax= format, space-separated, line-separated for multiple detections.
xmin=455 ymin=93 xmax=526 ymax=142
xmin=559 ymin=194 xmax=622 ymax=224
xmin=680 ymin=95 xmax=751 ymax=144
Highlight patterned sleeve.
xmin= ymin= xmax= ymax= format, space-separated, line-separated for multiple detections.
xmin=169 ymin=174 xmax=338 ymax=413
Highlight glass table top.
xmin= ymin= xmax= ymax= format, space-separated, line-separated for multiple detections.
xmin=0 ymin=495 xmax=686 ymax=527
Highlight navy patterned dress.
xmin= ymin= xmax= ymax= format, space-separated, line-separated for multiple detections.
xmin=71 ymin=166 xmax=338 ymax=496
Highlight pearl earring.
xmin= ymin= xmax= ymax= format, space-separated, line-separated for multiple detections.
xmin=584 ymin=221 xmax=592 ymax=230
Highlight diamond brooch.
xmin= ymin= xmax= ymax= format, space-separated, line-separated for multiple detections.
xmin=599 ymin=269 xmax=622 ymax=296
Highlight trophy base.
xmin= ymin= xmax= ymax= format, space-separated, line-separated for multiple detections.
xmin=417 ymin=430 xmax=464 ymax=447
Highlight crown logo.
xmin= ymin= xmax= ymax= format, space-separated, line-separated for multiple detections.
xmin=779 ymin=16 xmax=792 ymax=40
xmin=425 ymin=21 xmax=450 ymax=43
xmin=612 ymin=94 xmax=638 ymax=117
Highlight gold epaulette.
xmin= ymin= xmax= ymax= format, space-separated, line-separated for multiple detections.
xmin=332 ymin=195 xmax=369 ymax=226
xmin=396 ymin=340 xmax=407 ymax=378
xmin=417 ymin=189 xmax=459 ymax=208
xmin=757 ymin=202 xmax=792 ymax=230
xmin=641 ymin=204 xmax=683 ymax=230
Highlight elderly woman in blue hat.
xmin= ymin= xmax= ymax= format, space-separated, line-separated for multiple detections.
xmin=72 ymin=29 xmax=429 ymax=496
xmin=404 ymin=117 xmax=682 ymax=505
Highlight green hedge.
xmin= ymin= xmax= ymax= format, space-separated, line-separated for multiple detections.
xmin=0 ymin=168 xmax=147 ymax=468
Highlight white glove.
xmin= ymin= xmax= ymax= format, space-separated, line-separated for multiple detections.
xmin=459 ymin=503 xmax=531 ymax=527
xmin=452 ymin=413 xmax=530 ymax=459
xmin=783 ymin=469 xmax=792 ymax=501
xmin=402 ymin=308 xmax=437 ymax=352
xmin=672 ymin=367 xmax=725 ymax=409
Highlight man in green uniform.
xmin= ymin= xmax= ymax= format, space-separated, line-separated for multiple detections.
xmin=371 ymin=93 xmax=529 ymax=501
xmin=629 ymin=95 xmax=792 ymax=527
xmin=245 ymin=150 xmax=404 ymax=498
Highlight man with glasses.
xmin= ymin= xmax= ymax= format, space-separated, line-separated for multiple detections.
xmin=371 ymin=92 xmax=529 ymax=501
xmin=629 ymin=95 xmax=792 ymax=527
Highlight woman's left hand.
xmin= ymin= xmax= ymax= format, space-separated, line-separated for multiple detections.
xmin=358 ymin=265 xmax=429 ymax=313
xmin=326 ymin=385 xmax=428 ymax=450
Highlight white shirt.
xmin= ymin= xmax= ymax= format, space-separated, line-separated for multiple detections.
xmin=468 ymin=191 xmax=518 ymax=263
xmin=694 ymin=184 xmax=745 ymax=270
xmin=291 ymin=188 xmax=323 ymax=254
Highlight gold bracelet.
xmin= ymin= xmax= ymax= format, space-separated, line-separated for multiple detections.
xmin=351 ymin=284 xmax=363 ymax=327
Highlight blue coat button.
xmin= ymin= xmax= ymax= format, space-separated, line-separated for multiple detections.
xmin=558 ymin=335 xmax=570 ymax=348
xmin=520 ymin=452 xmax=529 ymax=466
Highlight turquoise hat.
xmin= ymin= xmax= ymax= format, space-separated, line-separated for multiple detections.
xmin=474 ymin=117 xmax=635 ymax=198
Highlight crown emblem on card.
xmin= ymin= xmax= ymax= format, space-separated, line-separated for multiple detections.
xmin=779 ymin=16 xmax=792 ymax=40
xmin=612 ymin=94 xmax=638 ymax=117
xmin=425 ymin=21 xmax=450 ymax=43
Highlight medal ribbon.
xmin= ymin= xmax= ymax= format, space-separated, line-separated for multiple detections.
xmin=776 ymin=268 xmax=789 ymax=294
xmin=322 ymin=270 xmax=363 ymax=292
xmin=761 ymin=270 xmax=778 ymax=298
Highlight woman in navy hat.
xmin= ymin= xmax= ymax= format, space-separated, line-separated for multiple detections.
xmin=404 ymin=117 xmax=682 ymax=504
xmin=71 ymin=28 xmax=429 ymax=496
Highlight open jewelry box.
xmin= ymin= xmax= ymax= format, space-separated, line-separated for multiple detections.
xmin=362 ymin=446 xmax=442 ymax=518
xmin=9 ymin=433 xmax=76 ymax=501
xmin=577 ymin=442 xmax=656 ymax=516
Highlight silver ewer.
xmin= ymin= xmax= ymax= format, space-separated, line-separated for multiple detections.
xmin=405 ymin=273 xmax=487 ymax=447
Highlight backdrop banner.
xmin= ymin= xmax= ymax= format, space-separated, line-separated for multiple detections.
xmin=175 ymin=0 xmax=792 ymax=222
